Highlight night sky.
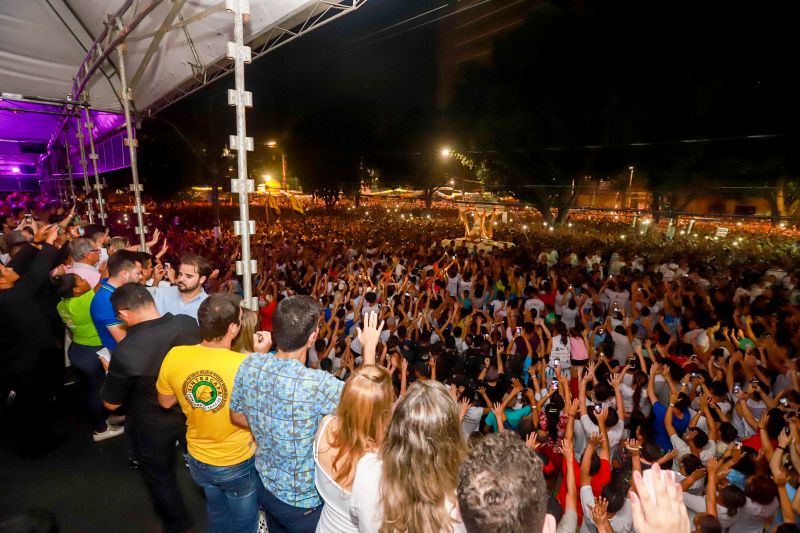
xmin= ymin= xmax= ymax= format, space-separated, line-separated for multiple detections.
xmin=136 ymin=0 xmax=439 ymax=194
xmin=128 ymin=0 xmax=800 ymax=197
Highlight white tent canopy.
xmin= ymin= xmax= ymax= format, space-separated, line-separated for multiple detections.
xmin=1 ymin=0 xmax=368 ymax=307
xmin=1 ymin=0 xmax=366 ymax=114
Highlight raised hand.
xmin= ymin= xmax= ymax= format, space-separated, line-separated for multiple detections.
xmin=357 ymin=311 xmax=385 ymax=355
xmin=629 ymin=464 xmax=691 ymax=533
xmin=625 ymin=438 xmax=641 ymax=455
xmin=590 ymin=497 xmax=610 ymax=530
xmin=566 ymin=398 xmax=580 ymax=417
xmin=526 ymin=432 xmax=542 ymax=451
xmin=253 ymin=331 xmax=272 ymax=353
xmin=458 ymin=397 xmax=472 ymax=421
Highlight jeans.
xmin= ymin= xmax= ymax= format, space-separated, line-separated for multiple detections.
xmin=258 ymin=483 xmax=322 ymax=533
xmin=67 ymin=342 xmax=107 ymax=432
xmin=127 ymin=422 xmax=193 ymax=533
xmin=185 ymin=454 xmax=260 ymax=533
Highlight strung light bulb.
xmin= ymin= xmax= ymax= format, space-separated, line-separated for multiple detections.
xmin=679 ymin=230 xmax=686 ymax=235
xmin=549 ymin=226 xmax=554 ymax=232
xmin=568 ymin=223 xmax=573 ymax=227
xmin=620 ymin=234 xmax=626 ymax=239
xmin=543 ymin=222 xmax=548 ymax=227
xmin=522 ymin=225 xmax=528 ymax=230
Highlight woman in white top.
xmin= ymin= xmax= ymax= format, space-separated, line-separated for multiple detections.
xmin=350 ymin=380 xmax=467 ymax=533
xmin=548 ymin=321 xmax=572 ymax=376
xmin=315 ymin=312 xmax=392 ymax=533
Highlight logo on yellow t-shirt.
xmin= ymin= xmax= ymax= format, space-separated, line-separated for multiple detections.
xmin=182 ymin=370 xmax=227 ymax=413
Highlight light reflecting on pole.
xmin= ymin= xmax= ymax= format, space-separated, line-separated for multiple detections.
xmin=83 ymin=105 xmax=107 ymax=223
xmin=115 ymin=30 xmax=147 ymax=251
xmin=73 ymin=111 xmax=95 ymax=223
xmin=227 ymin=0 xmax=256 ymax=310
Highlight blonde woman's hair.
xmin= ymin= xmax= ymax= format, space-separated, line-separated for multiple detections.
xmin=109 ymin=236 xmax=129 ymax=253
xmin=232 ymin=308 xmax=259 ymax=354
xmin=379 ymin=380 xmax=466 ymax=533
xmin=330 ymin=365 xmax=395 ymax=487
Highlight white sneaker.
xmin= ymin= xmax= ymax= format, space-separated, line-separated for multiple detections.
xmin=93 ymin=424 xmax=125 ymax=442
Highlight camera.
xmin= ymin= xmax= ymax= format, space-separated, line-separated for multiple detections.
xmin=594 ymin=404 xmax=602 ymax=414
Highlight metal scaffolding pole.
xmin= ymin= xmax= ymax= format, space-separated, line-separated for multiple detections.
xmin=63 ymin=130 xmax=77 ymax=203
xmin=50 ymin=156 xmax=63 ymax=203
xmin=83 ymin=106 xmax=107 ymax=223
xmin=115 ymin=33 xmax=148 ymax=251
xmin=227 ymin=0 xmax=256 ymax=310
xmin=73 ymin=113 xmax=95 ymax=223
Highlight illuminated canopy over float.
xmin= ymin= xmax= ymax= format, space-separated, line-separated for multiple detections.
xmin=0 ymin=0 xmax=369 ymax=307
xmin=441 ymin=200 xmax=517 ymax=253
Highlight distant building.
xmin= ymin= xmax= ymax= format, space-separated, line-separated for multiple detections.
xmin=574 ymin=183 xmax=772 ymax=217
xmin=437 ymin=0 xmax=542 ymax=107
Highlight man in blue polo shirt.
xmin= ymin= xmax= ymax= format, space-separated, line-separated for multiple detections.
xmin=91 ymin=250 xmax=142 ymax=351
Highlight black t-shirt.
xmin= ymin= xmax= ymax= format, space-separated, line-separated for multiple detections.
xmin=101 ymin=313 xmax=200 ymax=430
xmin=479 ymin=374 xmax=508 ymax=407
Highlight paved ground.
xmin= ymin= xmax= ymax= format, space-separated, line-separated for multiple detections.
xmin=0 ymin=381 xmax=209 ymax=533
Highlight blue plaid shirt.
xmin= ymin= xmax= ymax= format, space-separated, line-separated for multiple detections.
xmin=230 ymin=352 xmax=343 ymax=508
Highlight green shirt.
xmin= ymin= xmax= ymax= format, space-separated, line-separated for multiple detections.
xmin=58 ymin=291 xmax=103 ymax=346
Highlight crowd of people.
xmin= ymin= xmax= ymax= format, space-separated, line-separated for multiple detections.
xmin=1 ymin=191 xmax=799 ymax=533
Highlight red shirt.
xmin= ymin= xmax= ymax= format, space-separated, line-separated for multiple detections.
xmin=259 ymin=300 xmax=277 ymax=332
xmin=741 ymin=434 xmax=776 ymax=452
xmin=556 ymin=457 xmax=610 ymax=524
xmin=539 ymin=289 xmax=557 ymax=307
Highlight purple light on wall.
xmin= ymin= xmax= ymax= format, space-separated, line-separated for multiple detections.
xmin=11 ymin=166 xmax=20 ymax=173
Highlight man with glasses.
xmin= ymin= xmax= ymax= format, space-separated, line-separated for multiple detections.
xmin=64 ymin=237 xmax=102 ymax=287
xmin=101 ymin=283 xmax=200 ymax=533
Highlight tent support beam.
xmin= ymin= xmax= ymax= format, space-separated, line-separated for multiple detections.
xmin=72 ymin=112 xmax=95 ymax=223
xmin=116 ymin=33 xmax=148 ymax=251
xmin=128 ymin=2 xmax=226 ymax=42
xmin=143 ymin=0 xmax=370 ymax=116
xmin=83 ymin=106 xmax=107 ymax=222
xmin=63 ymin=129 xmax=77 ymax=203
xmin=228 ymin=0 xmax=256 ymax=310
xmin=129 ymin=0 xmax=188 ymax=92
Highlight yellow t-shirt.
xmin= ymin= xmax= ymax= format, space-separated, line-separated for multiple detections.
xmin=157 ymin=345 xmax=255 ymax=466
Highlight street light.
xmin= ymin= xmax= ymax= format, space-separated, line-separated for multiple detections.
xmin=627 ymin=165 xmax=635 ymax=209
xmin=440 ymin=147 xmax=451 ymax=158
xmin=265 ymin=141 xmax=287 ymax=190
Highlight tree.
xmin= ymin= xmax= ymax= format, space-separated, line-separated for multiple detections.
xmin=287 ymin=98 xmax=378 ymax=209
xmin=447 ymin=1 xmax=800 ymax=224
